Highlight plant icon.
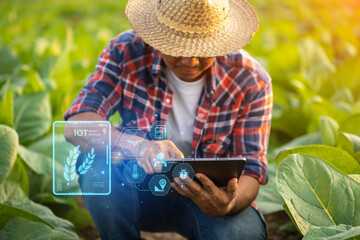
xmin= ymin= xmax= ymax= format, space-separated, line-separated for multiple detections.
xmin=78 ymin=147 xmax=95 ymax=174
xmin=64 ymin=145 xmax=80 ymax=182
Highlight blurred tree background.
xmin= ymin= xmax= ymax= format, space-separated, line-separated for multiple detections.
xmin=0 ymin=0 xmax=359 ymax=239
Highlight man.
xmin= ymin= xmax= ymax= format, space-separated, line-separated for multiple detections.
xmin=64 ymin=0 xmax=272 ymax=239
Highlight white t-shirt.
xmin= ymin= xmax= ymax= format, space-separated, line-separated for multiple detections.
xmin=166 ymin=68 xmax=205 ymax=157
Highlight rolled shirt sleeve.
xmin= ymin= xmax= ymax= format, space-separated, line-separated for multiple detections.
xmin=64 ymin=37 xmax=124 ymax=120
xmin=231 ymin=71 xmax=272 ymax=185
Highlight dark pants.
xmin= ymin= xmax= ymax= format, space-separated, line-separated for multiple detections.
xmin=80 ymin=164 xmax=267 ymax=240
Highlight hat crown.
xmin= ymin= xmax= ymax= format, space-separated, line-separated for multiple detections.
xmin=156 ymin=0 xmax=230 ymax=34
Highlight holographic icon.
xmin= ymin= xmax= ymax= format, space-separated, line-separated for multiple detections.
xmin=78 ymin=147 xmax=95 ymax=175
xmin=154 ymin=152 xmax=167 ymax=167
xmin=131 ymin=164 xmax=139 ymax=179
xmin=64 ymin=145 xmax=80 ymax=182
xmin=149 ymin=175 xmax=171 ymax=196
xmin=123 ymin=161 xmax=147 ymax=184
xmin=179 ymin=169 xmax=188 ymax=180
xmin=149 ymin=121 xmax=173 ymax=140
xmin=154 ymin=179 xmax=167 ymax=192
xmin=155 ymin=125 xmax=166 ymax=139
xmin=172 ymin=163 xmax=195 ymax=184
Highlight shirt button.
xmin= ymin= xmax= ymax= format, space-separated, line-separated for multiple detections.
xmin=198 ymin=113 xmax=204 ymax=118
xmin=165 ymin=98 xmax=171 ymax=104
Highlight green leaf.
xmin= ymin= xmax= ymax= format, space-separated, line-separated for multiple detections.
xmin=349 ymin=175 xmax=360 ymax=184
xmin=269 ymin=132 xmax=322 ymax=160
xmin=307 ymin=97 xmax=349 ymax=125
xmin=271 ymin=107 xmax=310 ymax=138
xmin=256 ymin=162 xmax=285 ymax=214
xmin=339 ymin=114 xmax=360 ymax=136
xmin=283 ymin=203 xmax=302 ymax=235
xmin=0 ymin=203 xmax=50 ymax=229
xmin=0 ymin=181 xmax=77 ymax=237
xmin=46 ymin=198 xmax=93 ymax=230
xmin=18 ymin=65 xmax=46 ymax=94
xmin=319 ymin=116 xmax=339 ymax=147
xmin=303 ymin=224 xmax=360 ymax=240
xmin=0 ymin=125 xmax=18 ymax=184
xmin=0 ymin=217 xmax=79 ymax=240
xmin=337 ymin=132 xmax=360 ymax=162
xmin=275 ymin=145 xmax=360 ymax=175
xmin=5 ymin=157 xmax=29 ymax=195
xmin=298 ymin=38 xmax=336 ymax=93
xmin=276 ymin=154 xmax=360 ymax=235
xmin=0 ymin=87 xmax=14 ymax=126
xmin=13 ymin=92 xmax=51 ymax=144
xmin=0 ymin=47 xmax=21 ymax=74
xmin=17 ymin=145 xmax=52 ymax=176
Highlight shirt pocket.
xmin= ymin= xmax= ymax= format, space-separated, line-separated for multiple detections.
xmin=200 ymin=104 xmax=237 ymax=157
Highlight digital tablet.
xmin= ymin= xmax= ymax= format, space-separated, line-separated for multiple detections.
xmin=131 ymin=157 xmax=246 ymax=197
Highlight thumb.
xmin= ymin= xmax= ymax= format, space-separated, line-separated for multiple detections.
xmin=226 ymin=178 xmax=238 ymax=200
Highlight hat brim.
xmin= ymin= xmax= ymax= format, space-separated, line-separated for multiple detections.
xmin=125 ymin=0 xmax=259 ymax=57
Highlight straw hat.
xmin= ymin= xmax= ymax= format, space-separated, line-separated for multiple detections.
xmin=125 ymin=0 xmax=259 ymax=57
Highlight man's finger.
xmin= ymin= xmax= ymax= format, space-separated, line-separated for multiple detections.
xmin=195 ymin=173 xmax=217 ymax=194
xmin=171 ymin=181 xmax=189 ymax=197
xmin=226 ymin=178 xmax=238 ymax=200
xmin=139 ymin=158 xmax=154 ymax=174
xmin=181 ymin=176 xmax=203 ymax=195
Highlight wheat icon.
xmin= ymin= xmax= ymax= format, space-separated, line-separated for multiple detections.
xmin=64 ymin=145 xmax=80 ymax=182
xmin=78 ymin=147 xmax=95 ymax=175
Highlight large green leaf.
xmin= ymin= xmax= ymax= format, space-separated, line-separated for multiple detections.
xmin=17 ymin=145 xmax=52 ymax=176
xmin=13 ymin=92 xmax=51 ymax=144
xmin=0 ymin=181 xmax=77 ymax=237
xmin=276 ymin=154 xmax=360 ymax=235
xmin=256 ymin=162 xmax=284 ymax=214
xmin=0 ymin=217 xmax=79 ymax=240
xmin=303 ymin=224 xmax=360 ymax=240
xmin=0 ymin=125 xmax=18 ymax=184
xmin=275 ymin=145 xmax=360 ymax=175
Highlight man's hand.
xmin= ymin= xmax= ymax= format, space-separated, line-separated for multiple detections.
xmin=171 ymin=173 xmax=259 ymax=217
xmin=138 ymin=140 xmax=184 ymax=174
xmin=171 ymin=173 xmax=238 ymax=217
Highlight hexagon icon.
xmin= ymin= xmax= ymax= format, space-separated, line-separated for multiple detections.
xmin=117 ymin=128 xmax=149 ymax=157
xmin=145 ymin=144 xmax=174 ymax=173
xmin=172 ymin=163 xmax=195 ymax=184
xmin=148 ymin=121 xmax=173 ymax=140
xmin=148 ymin=174 xmax=171 ymax=196
xmin=123 ymin=160 xmax=147 ymax=184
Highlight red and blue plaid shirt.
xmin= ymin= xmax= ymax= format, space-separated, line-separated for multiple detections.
xmin=64 ymin=30 xmax=272 ymax=185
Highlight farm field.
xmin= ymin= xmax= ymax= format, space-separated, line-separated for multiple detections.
xmin=0 ymin=0 xmax=359 ymax=239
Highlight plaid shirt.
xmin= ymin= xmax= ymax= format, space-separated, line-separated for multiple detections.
xmin=64 ymin=30 xmax=272 ymax=185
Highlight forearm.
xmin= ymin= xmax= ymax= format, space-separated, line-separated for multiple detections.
xmin=65 ymin=112 xmax=146 ymax=157
xmin=227 ymin=175 xmax=259 ymax=215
